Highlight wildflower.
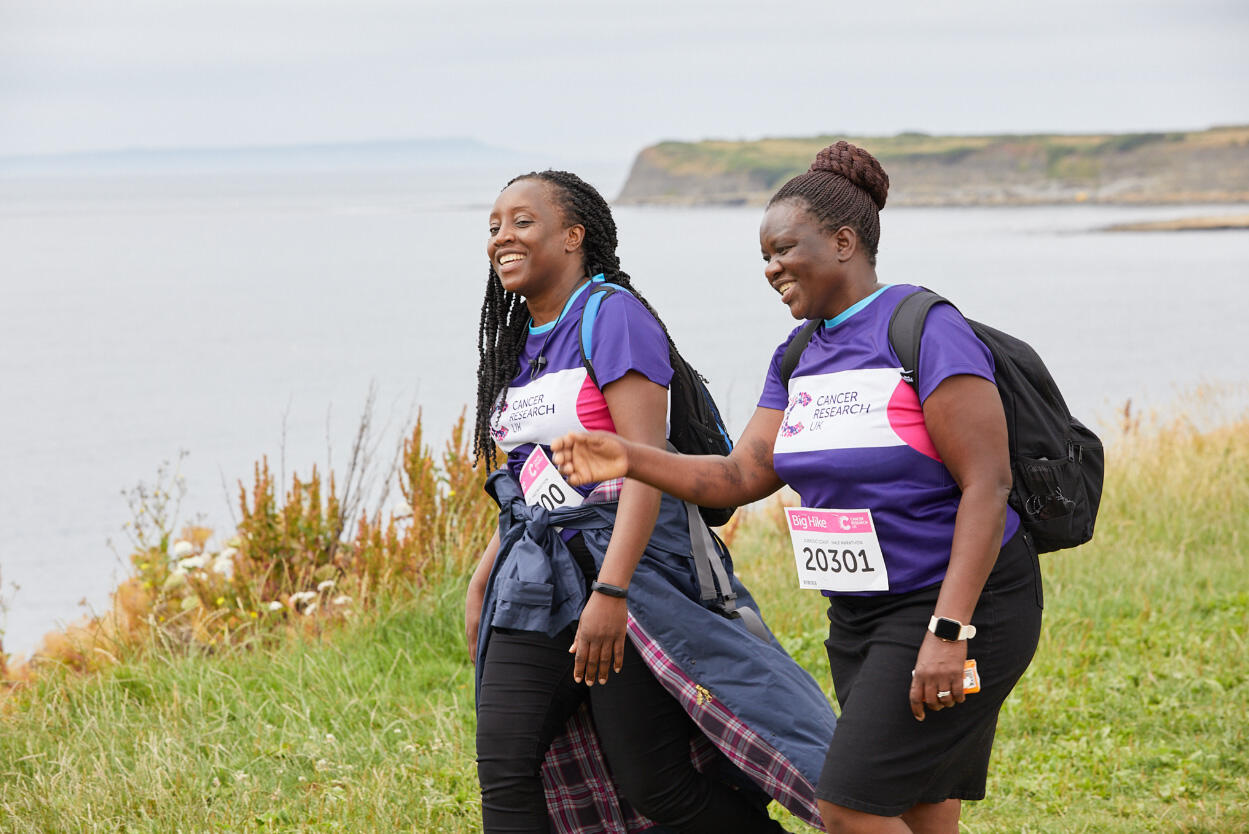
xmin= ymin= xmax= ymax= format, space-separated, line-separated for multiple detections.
xmin=210 ymin=553 xmax=234 ymax=578
xmin=331 ymin=595 xmax=351 ymax=606
xmin=402 ymin=743 xmax=416 ymax=753
xmin=162 ymin=570 xmax=187 ymax=591
xmin=288 ymin=591 xmax=317 ymax=606
xmin=171 ymin=540 xmax=194 ymax=559
xmin=314 ymin=759 xmax=330 ymax=772
xmin=249 ymin=611 xmax=258 ymax=619
xmin=234 ymin=771 xmax=248 ymax=782
xmin=316 ymin=579 xmax=335 ymax=593
xmin=392 ymin=728 xmax=402 ymax=735
xmin=303 ymin=601 xmax=318 ymax=616
xmin=394 ymin=500 xmax=414 ymax=519
xmin=215 ymin=596 xmax=225 ymax=606
xmin=177 ymin=555 xmax=208 ymax=570
xmin=267 ymin=601 xmax=284 ymax=612
xmin=325 ymin=733 xmax=336 ymax=743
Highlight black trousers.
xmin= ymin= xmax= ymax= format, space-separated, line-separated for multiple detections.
xmin=476 ymin=543 xmax=783 ymax=833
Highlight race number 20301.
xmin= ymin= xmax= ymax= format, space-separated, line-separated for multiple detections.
xmin=785 ymin=507 xmax=890 ymax=593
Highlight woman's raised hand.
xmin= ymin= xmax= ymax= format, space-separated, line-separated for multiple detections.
xmin=551 ymin=431 xmax=630 ymax=485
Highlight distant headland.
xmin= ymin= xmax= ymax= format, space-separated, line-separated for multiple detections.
xmin=616 ymin=126 xmax=1249 ymax=207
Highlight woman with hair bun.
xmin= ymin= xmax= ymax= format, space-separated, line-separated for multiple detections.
xmin=553 ymin=142 xmax=1044 ymax=834
xmin=467 ymin=170 xmax=836 ymax=833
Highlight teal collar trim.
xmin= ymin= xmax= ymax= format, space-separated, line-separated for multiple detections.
xmin=823 ymin=285 xmax=892 ymax=330
xmin=528 ymin=275 xmax=603 ymax=335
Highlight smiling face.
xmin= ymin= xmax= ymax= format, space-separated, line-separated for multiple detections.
xmin=487 ymin=178 xmax=585 ymax=308
xmin=759 ymin=198 xmax=852 ymax=320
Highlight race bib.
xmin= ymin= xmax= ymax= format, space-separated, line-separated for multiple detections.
xmin=520 ymin=446 xmax=583 ymax=511
xmin=785 ymin=507 xmax=890 ymax=593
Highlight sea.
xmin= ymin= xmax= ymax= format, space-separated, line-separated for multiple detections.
xmin=2 ymin=161 xmax=1247 ymax=656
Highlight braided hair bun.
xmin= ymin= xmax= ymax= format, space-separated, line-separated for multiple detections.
xmin=769 ymin=140 xmax=890 ymax=264
xmin=809 ymin=141 xmax=889 ymax=210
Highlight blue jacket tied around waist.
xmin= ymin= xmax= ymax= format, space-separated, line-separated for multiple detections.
xmin=475 ymin=469 xmax=837 ymax=831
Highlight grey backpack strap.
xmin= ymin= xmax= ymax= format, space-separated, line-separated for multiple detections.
xmin=684 ymin=497 xmax=770 ymax=642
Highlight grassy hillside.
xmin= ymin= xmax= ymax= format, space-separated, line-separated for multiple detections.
xmin=617 ymin=126 xmax=1249 ymax=206
xmin=2 ymin=412 xmax=1247 ymax=832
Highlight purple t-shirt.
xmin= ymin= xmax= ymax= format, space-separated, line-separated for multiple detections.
xmin=491 ymin=277 xmax=673 ymax=494
xmin=758 ymin=283 xmax=1020 ymax=595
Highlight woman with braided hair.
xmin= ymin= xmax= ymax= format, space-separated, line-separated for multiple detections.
xmin=552 ymin=142 xmax=1045 ymax=834
xmin=466 ymin=170 xmax=836 ymax=833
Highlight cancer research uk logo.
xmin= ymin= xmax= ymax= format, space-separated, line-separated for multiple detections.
xmin=490 ymin=398 xmax=509 ymax=442
xmin=781 ymin=391 xmax=811 ymax=437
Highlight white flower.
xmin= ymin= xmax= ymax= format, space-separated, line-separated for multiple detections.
xmin=331 ymin=595 xmax=351 ymax=606
xmin=178 ymin=555 xmax=209 ymax=570
xmin=325 ymin=733 xmax=336 ymax=743
xmin=314 ymin=759 xmax=330 ymax=772
xmin=219 ymin=546 xmax=238 ymax=560
xmin=316 ymin=579 xmax=335 ymax=593
xmin=394 ymin=500 xmax=414 ymax=519
xmin=171 ymin=540 xmax=194 ymax=559
xmin=288 ymin=591 xmax=317 ymax=605
xmin=162 ymin=570 xmax=187 ymax=591
xmin=210 ymin=554 xmax=234 ymax=578
xmin=267 ymin=600 xmax=284 ymax=611
xmin=303 ymin=601 xmax=318 ymax=616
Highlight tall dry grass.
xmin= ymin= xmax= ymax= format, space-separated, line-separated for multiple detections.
xmin=2 ymin=409 xmax=495 ymax=689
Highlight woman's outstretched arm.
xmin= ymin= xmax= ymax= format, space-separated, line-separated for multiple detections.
xmin=552 ymin=405 xmax=788 ymax=508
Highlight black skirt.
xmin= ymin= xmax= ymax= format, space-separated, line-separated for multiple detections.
xmin=817 ymin=529 xmax=1044 ymax=815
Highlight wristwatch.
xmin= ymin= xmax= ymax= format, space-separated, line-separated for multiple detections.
xmin=928 ymin=615 xmax=976 ymax=641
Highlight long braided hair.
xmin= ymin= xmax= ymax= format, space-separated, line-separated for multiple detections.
xmin=768 ymin=141 xmax=890 ymax=264
xmin=472 ymin=170 xmax=675 ymax=468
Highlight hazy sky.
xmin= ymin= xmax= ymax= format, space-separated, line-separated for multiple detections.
xmin=2 ymin=0 xmax=1247 ymax=162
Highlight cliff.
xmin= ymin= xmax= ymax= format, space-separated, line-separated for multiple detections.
xmin=616 ymin=126 xmax=1249 ymax=206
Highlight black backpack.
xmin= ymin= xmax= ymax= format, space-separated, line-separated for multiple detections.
xmin=579 ymin=282 xmax=737 ymax=527
xmin=779 ymin=288 xmax=1103 ymax=553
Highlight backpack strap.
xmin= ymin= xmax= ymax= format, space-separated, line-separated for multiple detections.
xmin=684 ymin=495 xmax=769 ymax=642
xmin=778 ymin=318 xmax=822 ymax=389
xmin=578 ymin=278 xmax=628 ymax=389
xmin=887 ymin=288 xmax=953 ymax=393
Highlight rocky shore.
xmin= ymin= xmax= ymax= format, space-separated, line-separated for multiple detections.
xmin=616 ymin=126 xmax=1249 ymax=207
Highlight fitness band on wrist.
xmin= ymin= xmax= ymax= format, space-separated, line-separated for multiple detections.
xmin=590 ymin=581 xmax=628 ymax=599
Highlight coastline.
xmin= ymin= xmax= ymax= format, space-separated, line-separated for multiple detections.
xmin=1102 ymin=214 xmax=1249 ymax=232
xmin=615 ymin=126 xmax=1249 ymax=208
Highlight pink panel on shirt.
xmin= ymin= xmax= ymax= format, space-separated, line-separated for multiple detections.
xmin=886 ymin=379 xmax=942 ymax=462
xmin=577 ymin=375 xmax=617 ymax=433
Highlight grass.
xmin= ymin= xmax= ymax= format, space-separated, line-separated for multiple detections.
xmin=1 ymin=583 xmax=481 ymax=832
xmin=3 ymin=413 xmax=1248 ymax=832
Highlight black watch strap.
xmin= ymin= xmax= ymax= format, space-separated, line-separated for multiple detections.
xmin=590 ymin=580 xmax=628 ymax=599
